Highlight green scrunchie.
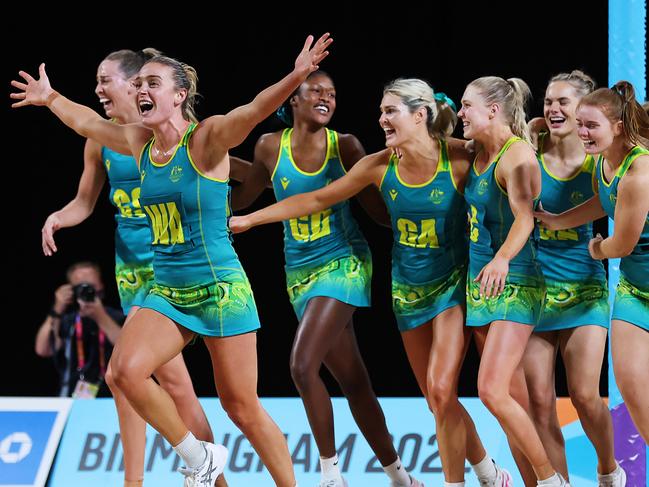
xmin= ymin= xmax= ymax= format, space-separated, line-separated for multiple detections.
xmin=434 ymin=92 xmax=457 ymax=113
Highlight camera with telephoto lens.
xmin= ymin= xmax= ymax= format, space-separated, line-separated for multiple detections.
xmin=73 ymin=283 xmax=96 ymax=303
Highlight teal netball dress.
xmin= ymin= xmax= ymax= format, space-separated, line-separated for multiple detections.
xmin=102 ymin=146 xmax=154 ymax=313
xmin=139 ymin=124 xmax=260 ymax=336
xmin=379 ymin=139 xmax=467 ymax=331
xmin=597 ymin=146 xmax=649 ymax=331
xmin=535 ymin=134 xmax=609 ymax=331
xmin=464 ymin=137 xmax=545 ymax=327
xmin=271 ymin=128 xmax=372 ymax=319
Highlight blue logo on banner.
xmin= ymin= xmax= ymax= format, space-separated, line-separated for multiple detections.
xmin=0 ymin=411 xmax=57 ymax=485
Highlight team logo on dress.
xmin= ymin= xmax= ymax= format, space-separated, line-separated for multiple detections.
xmin=477 ymin=179 xmax=489 ymax=195
xmin=429 ymin=188 xmax=445 ymax=204
xmin=570 ymin=190 xmax=584 ymax=205
xmin=389 ymin=189 xmax=398 ymax=201
xmin=170 ymin=165 xmax=183 ymax=183
xmin=140 ymin=170 xmax=146 ymax=181
xmin=105 ymin=159 xmax=111 ymax=172
xmin=281 ymin=177 xmax=290 ymax=190
xmin=609 ymin=193 xmax=617 ymax=206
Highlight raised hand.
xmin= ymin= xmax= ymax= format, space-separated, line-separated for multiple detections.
xmin=53 ymin=284 xmax=73 ymax=314
xmin=42 ymin=213 xmax=62 ymax=256
xmin=10 ymin=63 xmax=56 ymax=108
xmin=294 ymin=33 xmax=333 ymax=77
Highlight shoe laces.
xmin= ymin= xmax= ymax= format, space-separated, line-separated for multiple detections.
xmin=178 ymin=465 xmax=197 ymax=486
xmin=479 ymin=477 xmax=495 ymax=487
xmin=391 ymin=475 xmax=422 ymax=487
xmin=598 ymin=476 xmax=618 ymax=487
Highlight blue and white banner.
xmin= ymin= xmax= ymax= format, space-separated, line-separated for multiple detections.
xmin=48 ymin=397 xmax=602 ymax=487
xmin=608 ymin=1 xmax=648 ymax=482
xmin=0 ymin=398 xmax=72 ymax=487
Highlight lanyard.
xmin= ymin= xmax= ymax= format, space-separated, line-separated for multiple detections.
xmin=74 ymin=314 xmax=106 ymax=379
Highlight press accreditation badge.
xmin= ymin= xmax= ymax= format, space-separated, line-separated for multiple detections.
xmin=72 ymin=380 xmax=99 ymax=399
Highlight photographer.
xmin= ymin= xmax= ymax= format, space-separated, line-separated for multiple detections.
xmin=35 ymin=261 xmax=124 ymax=397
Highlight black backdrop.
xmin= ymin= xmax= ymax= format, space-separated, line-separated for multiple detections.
xmin=4 ymin=4 xmax=613 ymax=399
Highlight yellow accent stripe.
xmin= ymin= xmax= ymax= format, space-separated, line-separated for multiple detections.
xmin=493 ymin=137 xmax=526 ymax=196
xmin=149 ymin=123 xmax=193 ymax=168
xmin=138 ymin=138 xmax=153 ymax=171
xmin=600 ymin=147 xmax=649 ymax=187
xmin=379 ymin=153 xmax=397 ymax=190
xmin=619 ymin=146 xmax=649 ymax=178
xmin=196 ymin=176 xmax=224 ymax=336
xmin=287 ymin=127 xmax=329 ymax=176
xmin=331 ymin=130 xmax=348 ymax=175
xmin=394 ymin=138 xmax=443 ymax=188
xmin=539 ymin=133 xmax=592 ymax=182
xmin=269 ymin=128 xmax=288 ymax=182
xmin=184 ymin=124 xmax=229 ymax=183
xmin=442 ymin=139 xmax=463 ymax=195
xmin=598 ymin=154 xmax=613 ymax=188
xmin=589 ymin=155 xmax=598 ymax=194
xmin=473 ymin=136 xmax=521 ymax=177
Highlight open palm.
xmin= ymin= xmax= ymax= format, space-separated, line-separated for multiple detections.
xmin=10 ymin=63 xmax=54 ymax=108
xmin=294 ymin=33 xmax=333 ymax=77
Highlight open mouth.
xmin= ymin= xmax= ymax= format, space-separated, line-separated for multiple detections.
xmin=582 ymin=139 xmax=596 ymax=148
xmin=314 ymin=103 xmax=329 ymax=114
xmin=99 ymin=98 xmax=112 ymax=110
xmin=548 ymin=116 xmax=566 ymax=127
xmin=384 ymin=128 xmax=395 ymax=137
xmin=139 ymin=100 xmax=154 ymax=115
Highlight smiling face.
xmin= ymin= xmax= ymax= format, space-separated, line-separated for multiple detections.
xmin=134 ymin=62 xmax=186 ymax=128
xmin=457 ymin=85 xmax=492 ymax=139
xmin=544 ymin=81 xmax=581 ymax=137
xmin=576 ymin=104 xmax=621 ymax=154
xmin=291 ymin=73 xmax=336 ymax=126
xmin=95 ymin=59 xmax=136 ymax=121
xmin=379 ymin=93 xmax=422 ymax=147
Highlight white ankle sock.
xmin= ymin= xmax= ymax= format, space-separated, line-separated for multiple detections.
xmin=598 ymin=463 xmax=620 ymax=478
xmin=173 ymin=432 xmax=206 ymax=468
xmin=383 ymin=457 xmax=411 ymax=485
xmin=320 ymin=454 xmax=342 ymax=481
xmin=472 ymin=454 xmax=497 ymax=481
xmin=445 ymin=482 xmax=466 ymax=487
xmin=538 ymin=473 xmax=561 ymax=486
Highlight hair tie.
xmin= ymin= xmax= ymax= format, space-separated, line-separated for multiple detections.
xmin=276 ymin=105 xmax=293 ymax=126
xmin=434 ymin=92 xmax=457 ymax=113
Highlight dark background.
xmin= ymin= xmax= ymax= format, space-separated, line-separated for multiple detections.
xmin=4 ymin=4 xmax=615 ymax=399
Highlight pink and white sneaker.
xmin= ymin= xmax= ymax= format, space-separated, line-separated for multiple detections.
xmin=390 ymin=474 xmax=425 ymax=487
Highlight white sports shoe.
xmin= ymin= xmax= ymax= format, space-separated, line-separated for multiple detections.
xmin=390 ymin=474 xmax=425 ymax=487
xmin=178 ymin=442 xmax=228 ymax=487
xmin=598 ymin=464 xmax=627 ymax=487
xmin=318 ymin=478 xmax=348 ymax=487
xmin=537 ymin=473 xmax=568 ymax=487
xmin=479 ymin=462 xmax=512 ymax=487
